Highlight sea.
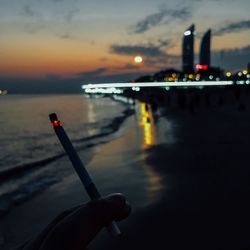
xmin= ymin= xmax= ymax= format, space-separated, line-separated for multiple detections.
xmin=0 ymin=94 xmax=133 ymax=215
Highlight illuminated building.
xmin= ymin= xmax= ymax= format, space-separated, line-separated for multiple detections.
xmin=199 ymin=29 xmax=211 ymax=68
xmin=182 ymin=24 xmax=195 ymax=73
xmin=196 ymin=64 xmax=208 ymax=71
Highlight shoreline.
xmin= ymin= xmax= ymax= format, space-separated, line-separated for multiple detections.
xmin=0 ymin=99 xmax=174 ymax=249
xmin=0 ymin=98 xmax=143 ymax=249
xmin=0 ymin=96 xmax=134 ymax=220
xmin=1 ymin=90 xmax=250 ymax=249
xmin=91 ymin=93 xmax=250 ymax=249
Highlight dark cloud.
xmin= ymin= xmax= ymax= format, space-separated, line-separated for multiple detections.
xmin=131 ymin=7 xmax=192 ymax=34
xmin=110 ymin=39 xmax=172 ymax=57
xmin=46 ymin=73 xmax=62 ymax=81
xmin=144 ymin=54 xmax=181 ymax=72
xmin=64 ymin=8 xmax=80 ymax=23
xmin=114 ymin=63 xmax=138 ymax=71
xmin=110 ymin=39 xmax=172 ymax=58
xmin=19 ymin=5 xmax=45 ymax=33
xmin=19 ymin=3 xmax=81 ymax=38
xmin=157 ymin=39 xmax=172 ymax=48
xmin=20 ymin=5 xmax=37 ymax=17
xmin=110 ymin=39 xmax=180 ymax=70
xmin=110 ymin=44 xmax=166 ymax=58
xmin=58 ymin=32 xmax=74 ymax=39
xmin=59 ymin=33 xmax=71 ymax=39
xmin=212 ymin=45 xmax=250 ymax=70
xmin=214 ymin=20 xmax=250 ymax=36
xmin=77 ymin=68 xmax=108 ymax=78
xmin=25 ymin=23 xmax=45 ymax=34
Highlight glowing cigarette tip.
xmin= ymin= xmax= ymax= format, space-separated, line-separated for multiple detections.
xmin=49 ymin=113 xmax=62 ymax=127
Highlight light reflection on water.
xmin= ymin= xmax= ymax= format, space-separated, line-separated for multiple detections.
xmin=142 ymin=159 xmax=163 ymax=203
xmin=0 ymin=95 xmax=126 ymax=169
xmin=81 ymin=101 xmax=169 ymax=207
xmin=69 ymin=100 xmax=174 ymax=207
xmin=138 ymin=102 xmax=164 ymax=203
xmin=86 ymin=102 xmax=99 ymax=137
xmin=0 ymin=95 xmax=175 ymax=210
xmin=139 ymin=102 xmax=156 ymax=147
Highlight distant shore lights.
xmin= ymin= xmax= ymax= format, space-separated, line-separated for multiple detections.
xmin=82 ymin=81 xmax=234 ymax=92
xmin=0 ymin=89 xmax=8 ymax=95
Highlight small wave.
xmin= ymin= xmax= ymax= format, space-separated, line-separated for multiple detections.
xmin=73 ymin=108 xmax=134 ymax=142
xmin=0 ymin=176 xmax=60 ymax=217
xmin=0 ymin=108 xmax=134 ymax=183
xmin=0 ymin=154 xmax=65 ymax=183
xmin=0 ymin=107 xmax=134 ymax=217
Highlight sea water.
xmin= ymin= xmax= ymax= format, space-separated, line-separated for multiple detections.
xmin=0 ymin=94 xmax=131 ymax=213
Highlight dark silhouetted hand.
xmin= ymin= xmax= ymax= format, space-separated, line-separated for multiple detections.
xmin=14 ymin=193 xmax=131 ymax=250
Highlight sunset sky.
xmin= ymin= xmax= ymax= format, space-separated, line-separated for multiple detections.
xmin=0 ymin=0 xmax=250 ymax=92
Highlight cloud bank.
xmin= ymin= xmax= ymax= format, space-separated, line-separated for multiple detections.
xmin=110 ymin=44 xmax=167 ymax=58
xmin=77 ymin=67 xmax=108 ymax=78
xmin=214 ymin=20 xmax=250 ymax=36
xmin=131 ymin=7 xmax=192 ymax=34
xmin=212 ymin=45 xmax=250 ymax=70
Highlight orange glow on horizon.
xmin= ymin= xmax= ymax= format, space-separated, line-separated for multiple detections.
xmin=0 ymin=36 xmax=106 ymax=77
xmin=0 ymin=36 xmax=156 ymax=77
xmin=1 ymin=28 xmax=247 ymax=78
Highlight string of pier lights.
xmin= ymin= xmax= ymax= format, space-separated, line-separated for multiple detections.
xmin=82 ymin=81 xmax=234 ymax=94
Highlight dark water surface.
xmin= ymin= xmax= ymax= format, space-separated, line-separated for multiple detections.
xmin=0 ymin=94 xmax=131 ymax=213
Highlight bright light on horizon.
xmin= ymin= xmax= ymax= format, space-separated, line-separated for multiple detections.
xmin=82 ymin=81 xmax=234 ymax=89
xmin=134 ymin=55 xmax=143 ymax=64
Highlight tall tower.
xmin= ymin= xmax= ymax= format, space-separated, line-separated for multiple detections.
xmin=182 ymin=24 xmax=195 ymax=73
xmin=200 ymin=29 xmax=211 ymax=67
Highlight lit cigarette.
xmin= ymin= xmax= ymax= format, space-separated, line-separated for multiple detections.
xmin=49 ymin=113 xmax=121 ymax=236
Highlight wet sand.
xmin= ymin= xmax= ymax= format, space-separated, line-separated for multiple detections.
xmin=1 ymin=98 xmax=250 ymax=249
xmin=0 ymin=108 xmax=173 ymax=249
xmin=91 ymin=102 xmax=250 ymax=249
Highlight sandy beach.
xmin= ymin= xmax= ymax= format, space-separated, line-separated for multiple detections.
xmin=96 ymin=91 xmax=250 ymax=249
xmin=0 ymin=103 xmax=173 ymax=249
xmin=1 ymin=92 xmax=250 ymax=249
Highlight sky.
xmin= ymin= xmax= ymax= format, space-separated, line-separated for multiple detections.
xmin=0 ymin=0 xmax=250 ymax=92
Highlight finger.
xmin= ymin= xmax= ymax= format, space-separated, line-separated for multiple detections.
xmin=40 ymin=193 xmax=131 ymax=250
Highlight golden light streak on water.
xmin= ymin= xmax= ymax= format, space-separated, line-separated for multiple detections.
xmin=140 ymin=102 xmax=156 ymax=147
xmin=138 ymin=102 xmax=163 ymax=202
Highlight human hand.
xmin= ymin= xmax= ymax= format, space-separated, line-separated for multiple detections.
xmin=15 ymin=193 xmax=131 ymax=250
